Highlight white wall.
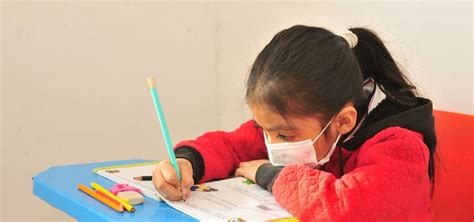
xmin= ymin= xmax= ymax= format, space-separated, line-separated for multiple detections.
xmin=1 ymin=2 xmax=219 ymax=221
xmin=0 ymin=2 xmax=4 ymax=217
xmin=215 ymin=2 xmax=473 ymax=131
xmin=1 ymin=1 xmax=472 ymax=221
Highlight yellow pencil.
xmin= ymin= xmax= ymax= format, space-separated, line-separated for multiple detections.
xmin=91 ymin=182 xmax=135 ymax=213
xmin=77 ymin=184 xmax=124 ymax=213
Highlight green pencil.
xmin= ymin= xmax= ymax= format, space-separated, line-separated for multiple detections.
xmin=147 ymin=77 xmax=183 ymax=200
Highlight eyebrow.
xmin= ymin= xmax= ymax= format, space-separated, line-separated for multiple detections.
xmin=253 ymin=119 xmax=298 ymax=132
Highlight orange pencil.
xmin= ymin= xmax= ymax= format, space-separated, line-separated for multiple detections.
xmin=78 ymin=184 xmax=124 ymax=213
xmin=95 ymin=190 xmax=123 ymax=206
xmin=90 ymin=182 xmax=135 ymax=212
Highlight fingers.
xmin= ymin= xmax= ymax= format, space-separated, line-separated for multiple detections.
xmin=152 ymin=159 xmax=196 ymax=201
xmin=153 ymin=168 xmax=182 ymax=200
xmin=235 ymin=168 xmax=242 ymax=177
xmin=235 ymin=166 xmax=244 ymax=177
xmin=160 ymin=162 xmax=180 ymax=187
xmin=235 ymin=161 xmax=249 ymax=177
xmin=178 ymin=159 xmax=194 ymax=188
xmin=152 ymin=161 xmax=182 ymax=201
xmin=178 ymin=159 xmax=194 ymax=198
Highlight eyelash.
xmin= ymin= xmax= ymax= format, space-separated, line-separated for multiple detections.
xmin=254 ymin=123 xmax=293 ymax=141
xmin=276 ymin=134 xmax=292 ymax=141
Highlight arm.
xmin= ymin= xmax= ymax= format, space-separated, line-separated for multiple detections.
xmin=272 ymin=127 xmax=432 ymax=221
xmin=174 ymin=120 xmax=268 ymax=183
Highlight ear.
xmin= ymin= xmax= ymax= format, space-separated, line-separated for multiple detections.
xmin=334 ymin=103 xmax=358 ymax=135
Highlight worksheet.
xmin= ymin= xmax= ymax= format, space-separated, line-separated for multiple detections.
xmin=163 ymin=177 xmax=293 ymax=221
xmin=95 ymin=162 xmax=294 ymax=221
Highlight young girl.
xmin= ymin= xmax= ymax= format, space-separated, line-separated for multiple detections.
xmin=152 ymin=25 xmax=436 ymax=221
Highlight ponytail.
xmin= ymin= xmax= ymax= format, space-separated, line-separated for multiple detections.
xmin=349 ymin=27 xmax=435 ymax=185
xmin=349 ymin=28 xmax=419 ymax=106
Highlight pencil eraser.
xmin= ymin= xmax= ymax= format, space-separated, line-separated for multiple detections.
xmin=109 ymin=183 xmax=141 ymax=195
xmin=117 ymin=191 xmax=144 ymax=205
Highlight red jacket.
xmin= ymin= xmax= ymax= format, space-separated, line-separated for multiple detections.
xmin=175 ymin=120 xmax=433 ymax=221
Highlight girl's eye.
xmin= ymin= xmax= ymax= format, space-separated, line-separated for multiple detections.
xmin=276 ymin=134 xmax=292 ymax=141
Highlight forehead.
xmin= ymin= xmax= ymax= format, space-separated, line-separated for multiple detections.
xmin=250 ymin=104 xmax=322 ymax=131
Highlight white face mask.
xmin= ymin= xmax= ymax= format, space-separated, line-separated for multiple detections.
xmin=264 ymin=116 xmax=341 ymax=167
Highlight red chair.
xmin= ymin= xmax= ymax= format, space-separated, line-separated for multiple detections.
xmin=432 ymin=110 xmax=474 ymax=221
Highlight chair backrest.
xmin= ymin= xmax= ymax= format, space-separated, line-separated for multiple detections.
xmin=431 ymin=110 xmax=474 ymax=221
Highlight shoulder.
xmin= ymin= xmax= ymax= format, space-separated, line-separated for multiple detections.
xmin=365 ymin=126 xmax=424 ymax=144
xmin=357 ymin=127 xmax=430 ymax=163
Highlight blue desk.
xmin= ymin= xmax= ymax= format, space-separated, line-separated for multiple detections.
xmin=33 ymin=159 xmax=197 ymax=221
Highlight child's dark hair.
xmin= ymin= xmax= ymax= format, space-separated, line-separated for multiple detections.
xmin=245 ymin=25 xmax=435 ymax=181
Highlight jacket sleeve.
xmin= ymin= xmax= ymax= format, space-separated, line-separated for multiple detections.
xmin=271 ymin=127 xmax=432 ymax=221
xmin=174 ymin=120 xmax=268 ymax=183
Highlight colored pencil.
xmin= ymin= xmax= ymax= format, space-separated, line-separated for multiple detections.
xmin=134 ymin=176 xmax=152 ymax=181
xmin=78 ymin=184 xmax=124 ymax=213
xmin=91 ymin=182 xmax=135 ymax=213
xmin=147 ymin=77 xmax=184 ymax=200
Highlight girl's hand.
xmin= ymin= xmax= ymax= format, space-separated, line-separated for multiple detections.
xmin=235 ymin=159 xmax=270 ymax=183
xmin=152 ymin=158 xmax=194 ymax=201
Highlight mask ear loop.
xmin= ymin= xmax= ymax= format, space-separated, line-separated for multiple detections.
xmin=318 ymin=114 xmax=344 ymax=176
xmin=311 ymin=116 xmax=336 ymax=143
